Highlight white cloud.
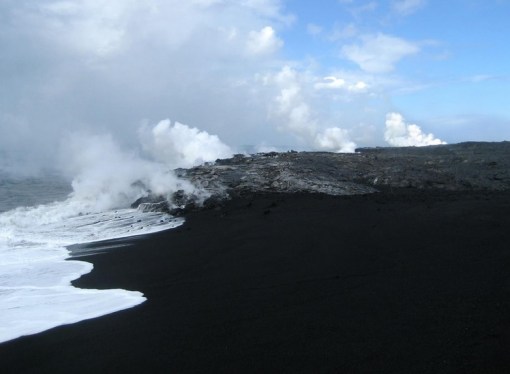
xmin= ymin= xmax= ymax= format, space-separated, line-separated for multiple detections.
xmin=342 ymin=33 xmax=420 ymax=73
xmin=314 ymin=76 xmax=368 ymax=92
xmin=315 ymin=76 xmax=346 ymax=90
xmin=384 ymin=112 xmax=446 ymax=146
xmin=246 ymin=26 xmax=283 ymax=55
xmin=350 ymin=81 xmax=368 ymax=91
xmin=37 ymin=0 xmax=141 ymax=58
xmin=392 ymin=0 xmax=427 ymax=16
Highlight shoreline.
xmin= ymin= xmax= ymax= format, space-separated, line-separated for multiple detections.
xmin=1 ymin=189 xmax=510 ymax=373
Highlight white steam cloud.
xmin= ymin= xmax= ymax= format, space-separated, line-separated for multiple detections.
xmin=59 ymin=133 xmax=184 ymax=212
xmin=315 ymin=127 xmax=357 ymax=153
xmin=139 ymin=119 xmax=233 ymax=169
xmin=385 ymin=112 xmax=446 ymax=147
xmin=59 ymin=119 xmax=232 ymax=212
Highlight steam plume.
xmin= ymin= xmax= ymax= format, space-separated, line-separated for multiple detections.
xmin=268 ymin=66 xmax=357 ymax=153
xmin=139 ymin=119 xmax=233 ymax=169
xmin=385 ymin=112 xmax=446 ymax=147
xmin=58 ymin=119 xmax=233 ymax=212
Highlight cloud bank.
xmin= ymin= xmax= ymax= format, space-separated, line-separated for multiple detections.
xmin=0 ymin=0 xmax=292 ymax=173
xmin=0 ymin=0 xmax=458 ymax=177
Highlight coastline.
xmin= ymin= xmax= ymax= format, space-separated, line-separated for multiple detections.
xmin=1 ymin=189 xmax=510 ymax=373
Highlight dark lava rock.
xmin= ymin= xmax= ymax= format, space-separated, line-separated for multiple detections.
xmin=131 ymin=142 xmax=510 ymax=214
xmin=131 ymin=194 xmax=170 ymax=213
xmin=180 ymin=142 xmax=510 ymax=197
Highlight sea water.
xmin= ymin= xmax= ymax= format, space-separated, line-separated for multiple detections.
xmin=0 ymin=172 xmax=183 ymax=343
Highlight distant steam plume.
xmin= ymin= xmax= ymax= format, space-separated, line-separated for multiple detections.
xmin=385 ymin=112 xmax=446 ymax=147
xmin=267 ymin=66 xmax=357 ymax=153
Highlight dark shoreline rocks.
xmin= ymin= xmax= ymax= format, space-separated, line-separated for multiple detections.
xmin=186 ymin=141 xmax=510 ymax=194
xmin=132 ymin=141 xmax=510 ymax=214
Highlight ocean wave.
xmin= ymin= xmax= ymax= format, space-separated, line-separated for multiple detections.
xmin=0 ymin=196 xmax=183 ymax=343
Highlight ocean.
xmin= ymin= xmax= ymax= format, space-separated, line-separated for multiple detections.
xmin=0 ymin=171 xmax=183 ymax=343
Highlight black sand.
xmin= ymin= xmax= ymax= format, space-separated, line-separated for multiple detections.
xmin=1 ymin=190 xmax=510 ymax=373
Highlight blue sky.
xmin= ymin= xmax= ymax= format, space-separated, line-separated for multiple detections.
xmin=281 ymin=0 xmax=510 ymax=137
xmin=1 ymin=0 xmax=509 ymax=172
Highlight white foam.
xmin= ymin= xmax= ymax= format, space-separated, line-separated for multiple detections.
xmin=0 ymin=199 xmax=183 ymax=343
xmin=0 ymin=287 xmax=145 ymax=343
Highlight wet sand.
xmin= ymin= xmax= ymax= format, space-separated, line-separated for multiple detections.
xmin=1 ymin=190 xmax=510 ymax=373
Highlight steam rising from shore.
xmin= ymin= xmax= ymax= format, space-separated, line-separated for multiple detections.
xmin=53 ymin=110 xmax=447 ymax=214
xmin=268 ymin=66 xmax=357 ymax=153
xmin=385 ymin=112 xmax=446 ymax=147
xmin=139 ymin=119 xmax=233 ymax=169
xmin=59 ymin=120 xmax=232 ymax=212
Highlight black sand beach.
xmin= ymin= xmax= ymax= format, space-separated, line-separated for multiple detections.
xmin=1 ymin=189 xmax=510 ymax=373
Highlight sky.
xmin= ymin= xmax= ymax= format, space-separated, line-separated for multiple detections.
xmin=1 ymin=0 xmax=509 ymax=174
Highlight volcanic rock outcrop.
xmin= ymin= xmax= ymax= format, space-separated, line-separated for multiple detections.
xmin=133 ymin=141 xmax=510 ymax=214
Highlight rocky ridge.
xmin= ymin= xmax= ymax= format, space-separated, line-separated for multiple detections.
xmin=133 ymin=141 xmax=510 ymax=214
